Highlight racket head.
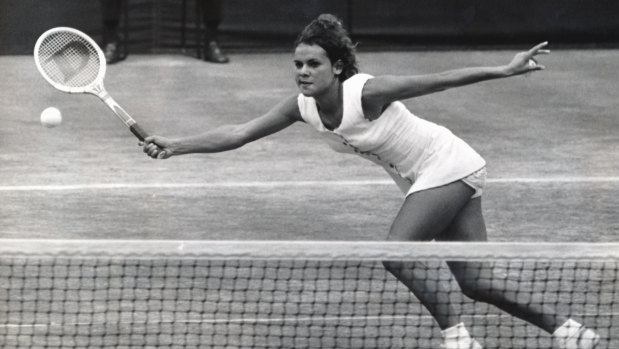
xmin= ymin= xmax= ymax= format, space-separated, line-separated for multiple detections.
xmin=34 ymin=27 xmax=106 ymax=94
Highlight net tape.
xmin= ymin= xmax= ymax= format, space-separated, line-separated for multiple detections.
xmin=0 ymin=240 xmax=617 ymax=260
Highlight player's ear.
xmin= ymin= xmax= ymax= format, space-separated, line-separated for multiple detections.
xmin=332 ymin=60 xmax=344 ymax=76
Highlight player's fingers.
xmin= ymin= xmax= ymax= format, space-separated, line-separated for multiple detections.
xmin=530 ymin=41 xmax=548 ymax=52
xmin=526 ymin=58 xmax=546 ymax=71
xmin=142 ymin=136 xmax=156 ymax=146
xmin=143 ymin=143 xmax=157 ymax=154
xmin=529 ymin=42 xmax=550 ymax=57
xmin=157 ymin=150 xmax=170 ymax=159
xmin=148 ymin=147 xmax=160 ymax=158
xmin=142 ymin=140 xmax=151 ymax=153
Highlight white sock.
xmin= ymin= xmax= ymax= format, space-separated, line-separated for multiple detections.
xmin=442 ymin=323 xmax=481 ymax=349
xmin=553 ymin=319 xmax=600 ymax=349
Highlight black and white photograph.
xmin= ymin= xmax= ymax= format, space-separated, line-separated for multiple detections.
xmin=0 ymin=1 xmax=617 ymax=348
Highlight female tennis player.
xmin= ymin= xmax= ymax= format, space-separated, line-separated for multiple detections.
xmin=143 ymin=14 xmax=598 ymax=349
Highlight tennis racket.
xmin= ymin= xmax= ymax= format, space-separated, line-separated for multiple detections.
xmin=34 ymin=27 xmax=150 ymax=142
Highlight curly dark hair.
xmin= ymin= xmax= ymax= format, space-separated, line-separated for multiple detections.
xmin=294 ymin=14 xmax=359 ymax=82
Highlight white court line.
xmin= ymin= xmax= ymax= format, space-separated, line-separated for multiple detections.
xmin=489 ymin=176 xmax=619 ymax=183
xmin=0 ymin=177 xmax=618 ymax=192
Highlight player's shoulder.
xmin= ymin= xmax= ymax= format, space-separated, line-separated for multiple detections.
xmin=344 ymin=73 xmax=374 ymax=86
xmin=345 ymin=73 xmax=377 ymax=97
xmin=281 ymin=94 xmax=304 ymax=122
xmin=342 ymin=73 xmax=374 ymax=100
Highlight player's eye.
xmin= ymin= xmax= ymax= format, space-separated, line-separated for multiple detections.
xmin=308 ymin=60 xmax=321 ymax=68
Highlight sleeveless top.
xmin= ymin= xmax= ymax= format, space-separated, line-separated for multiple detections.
xmin=297 ymin=73 xmax=486 ymax=195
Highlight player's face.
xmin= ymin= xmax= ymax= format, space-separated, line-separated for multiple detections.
xmin=293 ymin=43 xmax=342 ymax=97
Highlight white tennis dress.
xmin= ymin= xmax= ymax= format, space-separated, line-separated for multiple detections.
xmin=297 ymin=73 xmax=486 ymax=196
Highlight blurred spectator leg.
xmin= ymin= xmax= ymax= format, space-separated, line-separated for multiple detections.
xmin=100 ymin=0 xmax=126 ymax=64
xmin=201 ymin=0 xmax=229 ymax=63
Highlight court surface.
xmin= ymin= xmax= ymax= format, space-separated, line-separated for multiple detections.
xmin=0 ymin=48 xmax=618 ymax=348
xmin=1 ymin=48 xmax=618 ymax=242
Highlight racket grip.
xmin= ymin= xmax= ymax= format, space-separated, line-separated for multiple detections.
xmin=129 ymin=123 xmax=149 ymax=141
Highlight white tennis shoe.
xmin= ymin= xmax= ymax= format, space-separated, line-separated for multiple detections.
xmin=441 ymin=323 xmax=483 ymax=349
xmin=553 ymin=319 xmax=600 ymax=349
xmin=441 ymin=338 xmax=482 ymax=349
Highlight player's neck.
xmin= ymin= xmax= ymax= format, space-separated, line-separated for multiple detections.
xmin=314 ymin=82 xmax=343 ymax=114
xmin=315 ymin=83 xmax=343 ymax=130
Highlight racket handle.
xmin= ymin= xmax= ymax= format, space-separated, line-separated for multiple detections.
xmin=97 ymin=91 xmax=150 ymax=141
xmin=129 ymin=123 xmax=149 ymax=141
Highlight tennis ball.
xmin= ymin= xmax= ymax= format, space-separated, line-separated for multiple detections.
xmin=40 ymin=107 xmax=62 ymax=128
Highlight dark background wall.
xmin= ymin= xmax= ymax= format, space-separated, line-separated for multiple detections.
xmin=1 ymin=0 xmax=618 ymax=55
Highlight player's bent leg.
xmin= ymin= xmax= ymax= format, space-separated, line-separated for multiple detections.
xmin=443 ymin=198 xmax=565 ymax=335
xmin=443 ymin=194 xmax=601 ymax=347
xmin=385 ymin=181 xmax=476 ymax=330
xmin=449 ymin=258 xmax=559 ymax=332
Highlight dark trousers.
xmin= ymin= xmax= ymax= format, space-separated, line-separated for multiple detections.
xmin=100 ymin=0 xmax=122 ymax=44
xmin=201 ymin=0 xmax=224 ymax=42
xmin=99 ymin=0 xmax=225 ymax=44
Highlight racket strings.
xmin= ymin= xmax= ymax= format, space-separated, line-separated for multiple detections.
xmin=37 ymin=32 xmax=102 ymax=88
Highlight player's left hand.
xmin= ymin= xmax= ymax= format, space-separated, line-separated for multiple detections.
xmin=506 ymin=42 xmax=550 ymax=76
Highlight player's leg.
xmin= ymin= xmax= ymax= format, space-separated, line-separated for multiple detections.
xmin=384 ymin=180 xmax=482 ymax=348
xmin=441 ymin=197 xmax=560 ymax=332
xmin=442 ymin=198 xmax=599 ymax=349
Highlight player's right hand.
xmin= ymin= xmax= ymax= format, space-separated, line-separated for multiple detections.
xmin=142 ymin=136 xmax=173 ymax=159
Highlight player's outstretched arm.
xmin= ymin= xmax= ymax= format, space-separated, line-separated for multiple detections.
xmin=362 ymin=42 xmax=550 ymax=108
xmin=143 ymin=95 xmax=301 ymax=159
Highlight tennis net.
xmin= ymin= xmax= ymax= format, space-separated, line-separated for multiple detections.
xmin=0 ymin=239 xmax=617 ymax=348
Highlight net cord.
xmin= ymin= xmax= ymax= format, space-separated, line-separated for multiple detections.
xmin=0 ymin=239 xmax=617 ymax=261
